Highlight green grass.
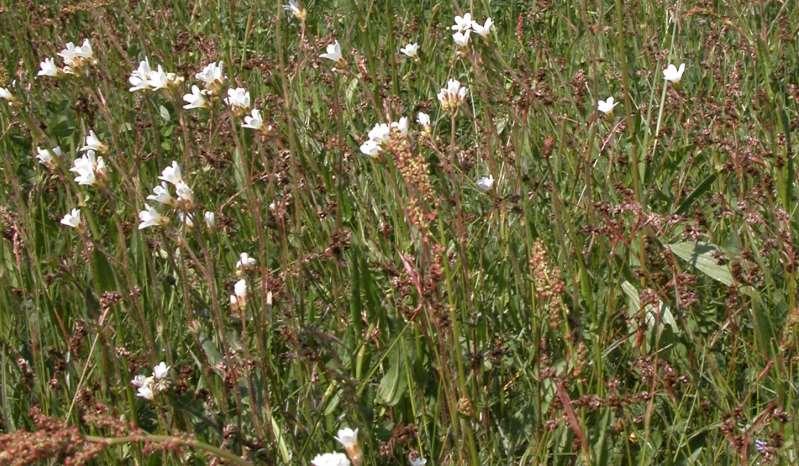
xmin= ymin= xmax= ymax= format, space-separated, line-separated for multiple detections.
xmin=1 ymin=0 xmax=798 ymax=464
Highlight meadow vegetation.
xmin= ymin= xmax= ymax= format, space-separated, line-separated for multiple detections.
xmin=1 ymin=0 xmax=799 ymax=464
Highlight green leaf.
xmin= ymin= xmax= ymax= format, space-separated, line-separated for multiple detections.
xmin=675 ymin=172 xmax=718 ymax=215
xmin=666 ymin=242 xmax=733 ymax=286
xmin=377 ymin=339 xmax=407 ymax=406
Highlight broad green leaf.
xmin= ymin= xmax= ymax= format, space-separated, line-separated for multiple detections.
xmin=667 ymin=242 xmax=733 ymax=286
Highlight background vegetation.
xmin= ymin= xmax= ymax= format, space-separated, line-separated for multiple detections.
xmin=1 ymin=0 xmax=799 ymax=464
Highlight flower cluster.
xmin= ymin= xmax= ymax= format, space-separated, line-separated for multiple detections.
xmin=437 ymin=79 xmax=468 ymax=112
xmin=37 ymin=39 xmax=96 ymax=77
xmin=138 ymin=161 xmax=194 ymax=230
xmin=313 ymin=427 xmax=361 ymax=466
xmin=35 ymin=145 xmax=63 ymax=170
xmin=70 ymin=130 xmax=109 ymax=187
xmin=129 ymin=58 xmax=184 ymax=93
xmin=131 ymin=362 xmax=170 ymax=400
xmin=359 ymin=117 xmax=408 ymax=158
xmin=451 ymin=13 xmax=493 ymax=47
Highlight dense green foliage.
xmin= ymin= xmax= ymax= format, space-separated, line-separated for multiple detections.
xmin=1 ymin=0 xmax=799 ymax=464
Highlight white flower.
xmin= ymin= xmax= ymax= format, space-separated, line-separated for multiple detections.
xmin=409 ymin=457 xmax=427 ymax=466
xmin=320 ymin=40 xmax=343 ymax=63
xmin=147 ymin=65 xmax=183 ymax=90
xmin=236 ymin=252 xmax=257 ymax=270
xmin=242 ymin=108 xmax=264 ymax=130
xmin=0 ymin=87 xmax=14 ymax=101
xmin=416 ymin=112 xmax=431 ymax=128
xmin=147 ymin=182 xmax=175 ymax=206
xmin=452 ymin=30 xmax=471 ymax=47
xmin=452 ymin=13 xmax=473 ymax=32
xmin=283 ymin=0 xmax=306 ymax=21
xmin=60 ymin=209 xmax=81 ymax=228
xmin=178 ymin=212 xmax=194 ymax=227
xmin=663 ymin=63 xmax=686 ymax=83
xmin=367 ymin=123 xmax=391 ymax=144
xmin=70 ymin=150 xmax=107 ymax=186
xmin=59 ymin=39 xmax=95 ymax=72
xmin=153 ymin=362 xmax=169 ymax=380
xmin=311 ymin=453 xmax=351 ymax=466
xmin=175 ymin=181 xmax=194 ymax=207
xmin=159 ymin=161 xmax=183 ymax=186
xmin=136 ymin=383 xmax=155 ymax=400
xmin=80 ymin=130 xmax=108 ymax=153
xmin=225 ymin=87 xmax=251 ymax=111
xmin=35 ymin=145 xmax=63 ymax=168
xmin=131 ymin=374 xmax=150 ymax=388
xmin=597 ymin=96 xmax=618 ymax=114
xmin=476 ymin=175 xmax=494 ymax=192
xmin=129 ymin=59 xmax=153 ymax=92
xmin=472 ymin=18 xmax=493 ymax=37
xmin=138 ymin=205 xmax=169 ymax=230
xmin=359 ymin=139 xmax=381 ymax=158
xmin=334 ymin=428 xmax=358 ymax=449
xmin=204 ymin=211 xmax=216 ymax=229
xmin=234 ymin=278 xmax=247 ymax=299
xmin=37 ymin=58 xmax=59 ymax=77
xmin=182 ymin=85 xmax=207 ymax=109
xmin=400 ymin=43 xmax=419 ymax=58
xmin=195 ymin=61 xmax=226 ymax=93
xmin=437 ymin=79 xmax=468 ymax=112
xmin=390 ymin=117 xmax=409 ymax=135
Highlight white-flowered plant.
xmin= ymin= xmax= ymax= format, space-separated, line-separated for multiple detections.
xmin=311 ymin=452 xmax=351 ymax=466
xmin=159 ymin=161 xmax=184 ymax=186
xmin=147 ymin=182 xmax=175 ymax=206
xmin=320 ymin=40 xmax=343 ymax=63
xmin=225 ymin=87 xmax=251 ymax=115
xmin=80 ymin=129 xmax=108 ymax=153
xmin=453 ymin=30 xmax=471 ymax=48
xmin=37 ymin=58 xmax=59 ymax=78
xmin=174 ymin=182 xmax=194 ymax=209
xmin=416 ymin=112 xmax=431 ymax=130
xmin=359 ymin=116 xmax=407 ymax=158
xmin=0 ymin=87 xmax=15 ymax=102
xmin=400 ymin=43 xmax=419 ymax=58
xmin=408 ymin=455 xmax=428 ymax=466
xmin=70 ymin=150 xmax=108 ymax=186
xmin=663 ymin=63 xmax=686 ymax=83
xmin=60 ymin=209 xmax=81 ymax=229
xmin=58 ymin=39 xmax=96 ymax=74
xmin=242 ymin=108 xmax=264 ymax=130
xmin=230 ymin=278 xmax=248 ymax=311
xmin=204 ymin=211 xmax=216 ymax=229
xmin=131 ymin=362 xmax=170 ymax=401
xmin=335 ymin=427 xmax=361 ymax=465
xmin=476 ymin=175 xmax=494 ymax=192
xmin=437 ymin=79 xmax=468 ymax=112
xmin=195 ymin=61 xmax=226 ymax=95
xmin=283 ymin=0 xmax=307 ymax=21
xmin=138 ymin=205 xmax=169 ymax=230
xmin=128 ymin=59 xmax=184 ymax=93
xmin=182 ymin=85 xmax=208 ymax=110
xmin=472 ymin=18 xmax=494 ymax=37
xmin=236 ymin=252 xmax=257 ymax=271
xmin=35 ymin=145 xmax=63 ymax=169
xmin=451 ymin=13 xmax=473 ymax=33
xmin=597 ymin=96 xmax=618 ymax=114
xmin=451 ymin=13 xmax=493 ymax=44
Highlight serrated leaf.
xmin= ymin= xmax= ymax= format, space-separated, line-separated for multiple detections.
xmin=667 ymin=242 xmax=733 ymax=286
